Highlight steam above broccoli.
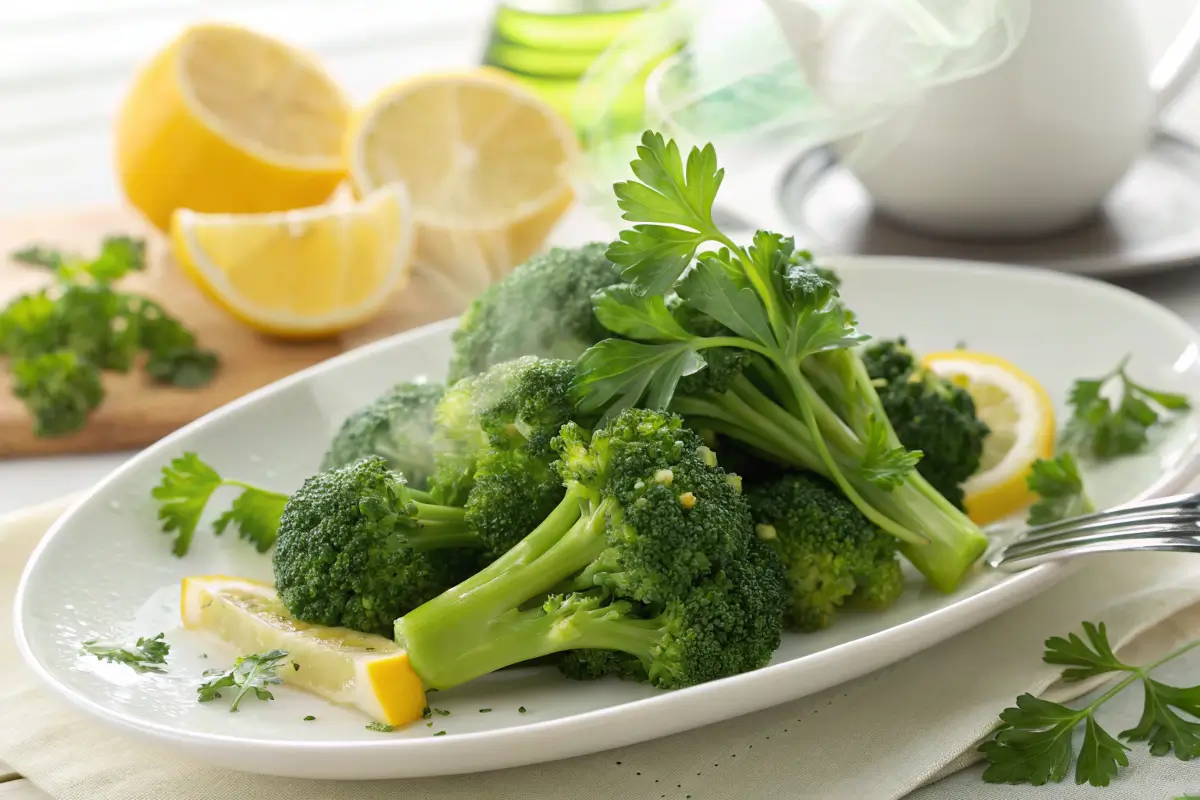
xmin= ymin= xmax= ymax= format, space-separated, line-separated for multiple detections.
xmin=447 ymin=243 xmax=623 ymax=383
xmin=321 ymin=381 xmax=444 ymax=487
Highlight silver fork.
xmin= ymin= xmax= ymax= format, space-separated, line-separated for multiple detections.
xmin=988 ymin=491 xmax=1200 ymax=571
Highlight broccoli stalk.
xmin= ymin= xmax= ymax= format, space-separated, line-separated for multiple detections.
xmin=572 ymin=131 xmax=988 ymax=592
xmin=395 ymin=409 xmax=786 ymax=691
xmin=396 ymin=490 xmax=607 ymax=686
xmin=672 ymin=371 xmax=982 ymax=590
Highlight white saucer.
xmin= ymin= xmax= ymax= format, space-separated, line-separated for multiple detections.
xmin=776 ymin=130 xmax=1200 ymax=278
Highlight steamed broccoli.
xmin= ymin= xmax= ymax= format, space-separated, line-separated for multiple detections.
xmin=428 ymin=356 xmax=579 ymax=556
xmin=747 ymin=472 xmax=904 ymax=631
xmin=273 ymin=456 xmax=485 ymax=637
xmin=447 ymin=243 xmax=623 ymax=383
xmin=394 ymin=408 xmax=787 ymax=691
xmin=277 ymin=358 xmax=585 ymax=635
xmin=862 ymin=339 xmax=990 ymax=508
xmin=321 ymin=381 xmax=444 ymax=486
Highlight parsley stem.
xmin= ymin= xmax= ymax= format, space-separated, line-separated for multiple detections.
xmin=1144 ymin=637 xmax=1200 ymax=673
xmin=694 ymin=336 xmax=775 ymax=360
xmin=1061 ymin=637 xmax=1200 ymax=725
xmin=781 ymin=364 xmax=925 ymax=545
xmin=1076 ymin=670 xmax=1144 ymax=723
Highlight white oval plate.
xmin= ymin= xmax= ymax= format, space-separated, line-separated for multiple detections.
xmin=15 ymin=257 xmax=1200 ymax=780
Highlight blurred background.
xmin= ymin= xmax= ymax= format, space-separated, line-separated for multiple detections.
xmin=2 ymin=0 xmax=1196 ymax=215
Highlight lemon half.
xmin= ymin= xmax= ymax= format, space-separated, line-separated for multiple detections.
xmin=922 ymin=351 xmax=1056 ymax=525
xmin=170 ymin=185 xmax=414 ymax=338
xmin=115 ymin=23 xmax=349 ymax=230
xmin=346 ymin=69 xmax=578 ymax=284
xmin=181 ymin=575 xmax=426 ymax=726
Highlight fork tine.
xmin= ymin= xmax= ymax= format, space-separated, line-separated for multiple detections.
xmin=1005 ymin=507 xmax=1200 ymax=547
xmin=995 ymin=521 xmax=1200 ymax=562
xmin=1016 ymin=491 xmax=1200 ymax=539
xmin=992 ymin=534 xmax=1200 ymax=571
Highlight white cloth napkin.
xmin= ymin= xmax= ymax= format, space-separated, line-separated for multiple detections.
xmin=4 ymin=495 xmax=1200 ymax=800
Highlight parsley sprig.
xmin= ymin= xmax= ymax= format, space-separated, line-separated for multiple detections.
xmin=81 ymin=631 xmax=170 ymax=674
xmin=197 ymin=649 xmax=290 ymax=712
xmin=981 ymin=622 xmax=1200 ymax=787
xmin=1025 ymin=453 xmax=1095 ymax=526
xmin=572 ymin=131 xmax=926 ymax=548
xmin=1061 ymin=356 xmax=1191 ymax=459
xmin=153 ymin=452 xmax=288 ymax=556
xmin=2 ymin=236 xmax=218 ymax=437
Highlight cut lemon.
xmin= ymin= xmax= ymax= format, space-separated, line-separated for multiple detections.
xmin=170 ymin=185 xmax=414 ymax=338
xmin=922 ymin=351 xmax=1056 ymax=525
xmin=180 ymin=575 xmax=426 ymax=727
xmin=115 ymin=23 xmax=349 ymax=231
xmin=346 ymin=69 xmax=578 ymax=285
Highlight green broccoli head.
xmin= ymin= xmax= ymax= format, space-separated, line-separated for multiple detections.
xmin=428 ymin=357 xmax=579 ymax=554
xmin=747 ymin=471 xmax=905 ymax=631
xmin=557 ymin=409 xmax=752 ymax=605
xmin=11 ymin=350 xmax=105 ymax=438
xmin=273 ymin=456 xmax=480 ymax=636
xmin=862 ymin=338 xmax=990 ymax=509
xmin=447 ymin=243 xmax=623 ymax=383
xmin=320 ymin=381 xmax=444 ymax=486
xmin=556 ymin=535 xmax=787 ymax=689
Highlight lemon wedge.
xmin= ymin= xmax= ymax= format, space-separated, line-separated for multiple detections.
xmin=346 ymin=69 xmax=578 ymax=284
xmin=922 ymin=351 xmax=1056 ymax=525
xmin=170 ymin=185 xmax=414 ymax=338
xmin=180 ymin=575 xmax=426 ymax=726
xmin=115 ymin=23 xmax=350 ymax=231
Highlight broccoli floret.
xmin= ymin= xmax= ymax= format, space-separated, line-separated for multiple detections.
xmin=428 ymin=357 xmax=579 ymax=556
xmin=273 ymin=456 xmax=485 ymax=637
xmin=557 ymin=535 xmax=787 ymax=687
xmin=447 ymin=243 xmax=623 ymax=383
xmin=11 ymin=350 xmax=105 ymax=437
xmin=747 ymin=472 xmax=904 ymax=631
xmin=862 ymin=339 xmax=990 ymax=509
xmin=321 ymin=381 xmax=443 ymax=486
xmin=394 ymin=408 xmax=786 ymax=691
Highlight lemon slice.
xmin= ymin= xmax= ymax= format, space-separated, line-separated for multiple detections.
xmin=170 ymin=185 xmax=414 ymax=338
xmin=922 ymin=351 xmax=1056 ymax=525
xmin=346 ymin=69 xmax=578 ymax=284
xmin=181 ymin=575 xmax=426 ymax=726
xmin=115 ymin=23 xmax=350 ymax=231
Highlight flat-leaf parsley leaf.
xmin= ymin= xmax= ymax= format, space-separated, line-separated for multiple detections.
xmin=81 ymin=632 xmax=170 ymax=674
xmin=981 ymin=621 xmax=1200 ymax=787
xmin=197 ymin=649 xmax=290 ymax=712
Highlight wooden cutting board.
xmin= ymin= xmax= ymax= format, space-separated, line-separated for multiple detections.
xmin=0 ymin=207 xmax=470 ymax=458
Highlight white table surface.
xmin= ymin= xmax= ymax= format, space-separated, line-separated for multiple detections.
xmin=6 ymin=1 xmax=1200 ymax=797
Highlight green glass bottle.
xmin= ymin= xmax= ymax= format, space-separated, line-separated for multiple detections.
xmin=481 ymin=0 xmax=661 ymax=134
